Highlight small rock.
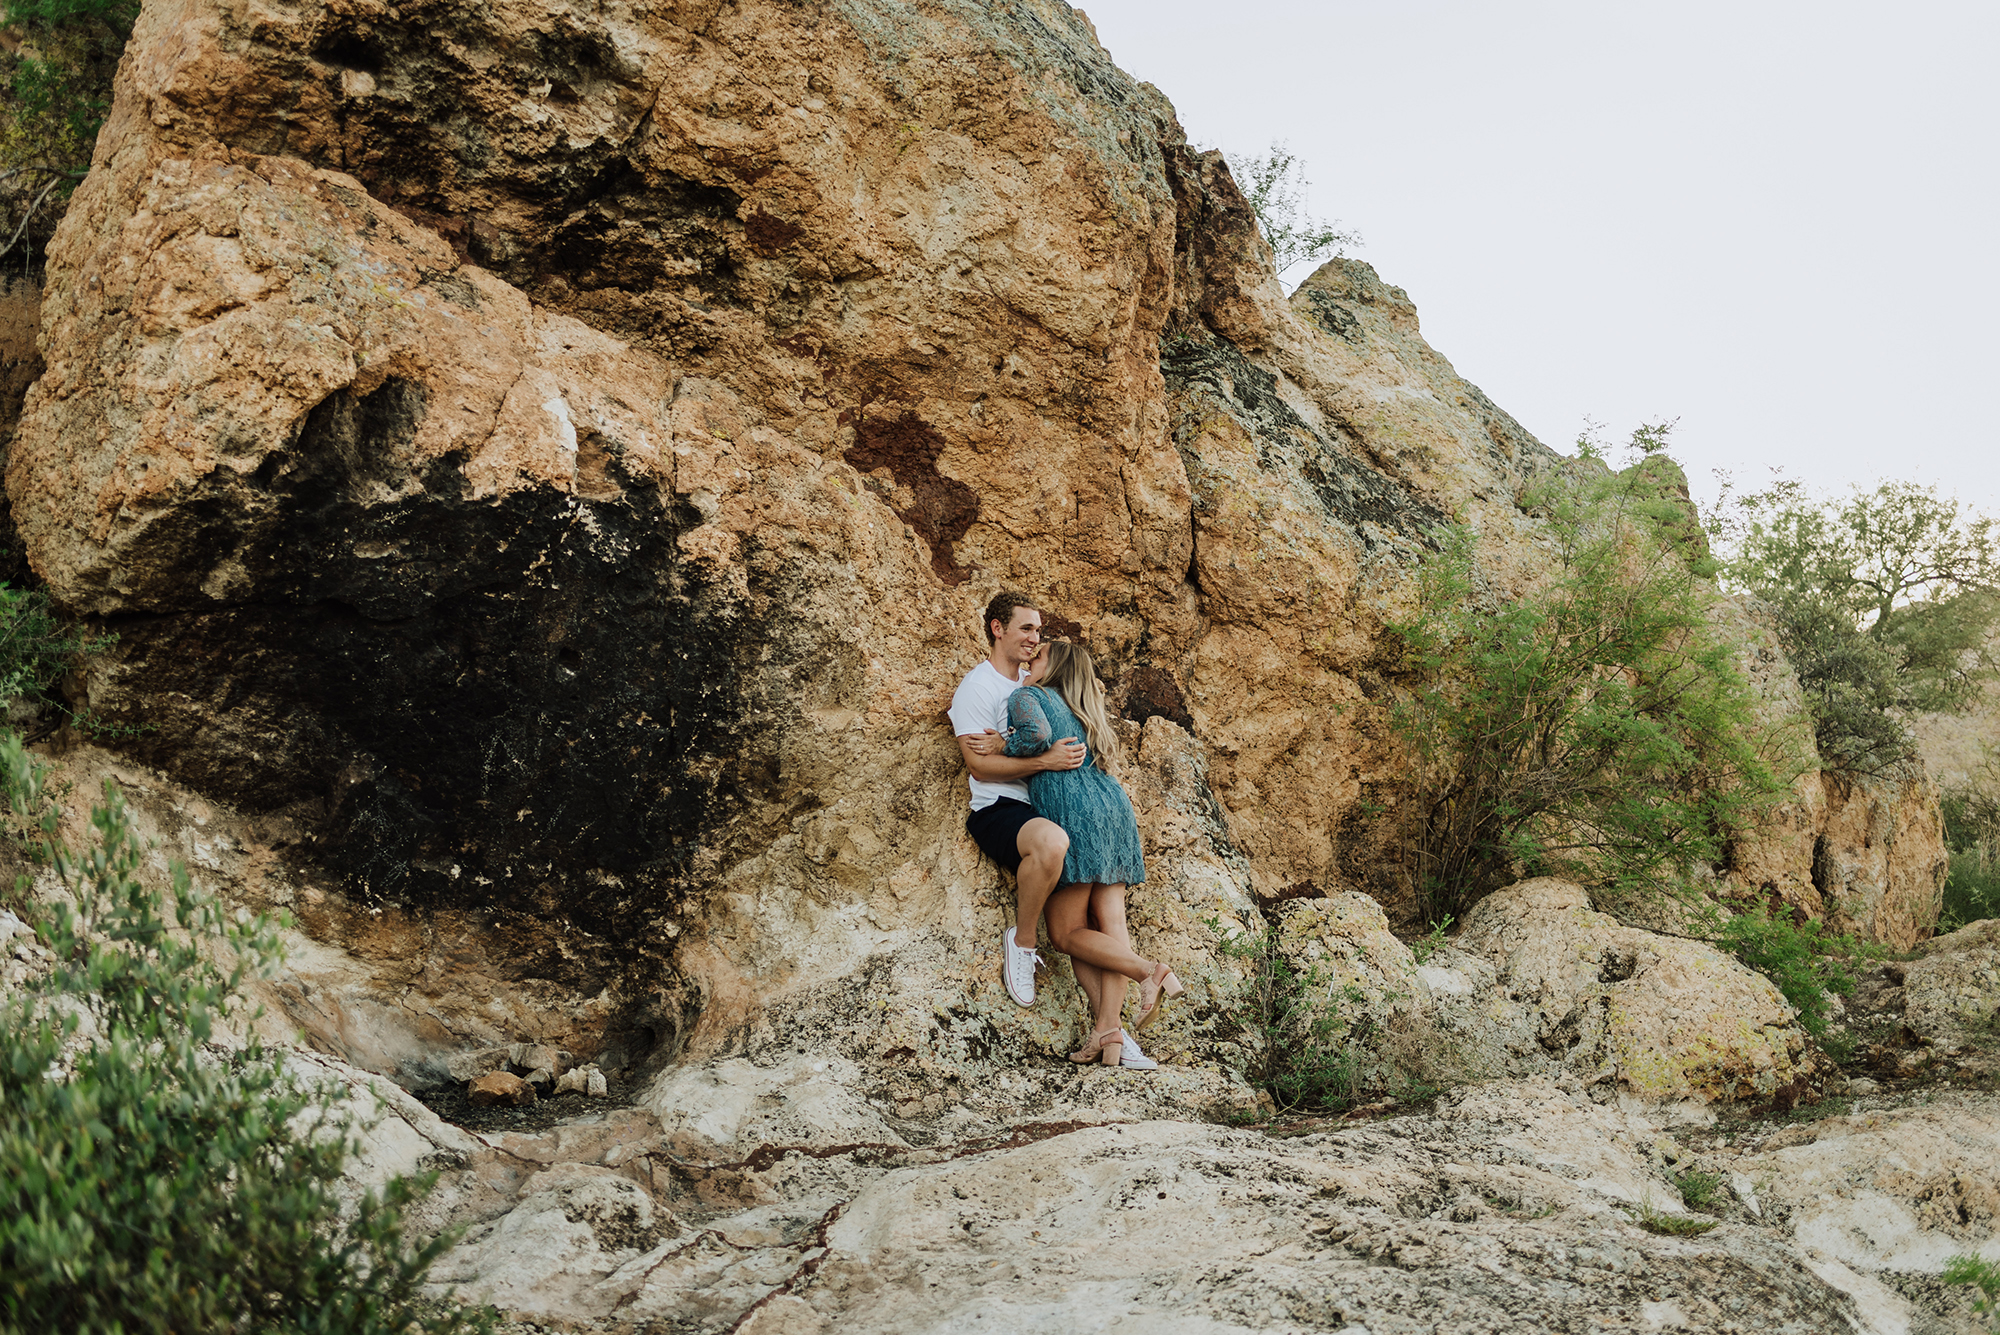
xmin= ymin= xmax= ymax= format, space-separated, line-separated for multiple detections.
xmin=445 ymin=1045 xmax=514 ymax=1083
xmin=586 ymin=1067 xmax=608 ymax=1098
xmin=555 ymin=1066 xmax=589 ymax=1095
xmin=1846 ymin=1077 xmax=1880 ymax=1095
xmin=508 ymin=1042 xmax=570 ymax=1081
xmin=468 ymin=1071 xmax=536 ymax=1106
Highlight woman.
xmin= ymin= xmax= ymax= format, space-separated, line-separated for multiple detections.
xmin=1004 ymin=641 xmax=1184 ymax=1065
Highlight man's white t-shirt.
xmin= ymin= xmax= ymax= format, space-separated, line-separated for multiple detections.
xmin=948 ymin=660 xmax=1031 ymax=811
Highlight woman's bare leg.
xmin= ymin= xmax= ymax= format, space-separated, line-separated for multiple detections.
xmin=1068 ymin=957 xmax=1121 ymax=1039
xmin=1086 ymin=884 xmax=1136 ymax=1023
xmin=1051 ymin=885 xmax=1124 ymax=1057
xmin=1046 ymin=882 xmax=1154 ymax=983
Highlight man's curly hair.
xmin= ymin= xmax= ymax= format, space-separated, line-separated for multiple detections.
xmin=982 ymin=590 xmax=1039 ymax=645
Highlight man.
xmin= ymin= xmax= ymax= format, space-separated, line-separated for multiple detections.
xmin=949 ymin=591 xmax=1085 ymax=1006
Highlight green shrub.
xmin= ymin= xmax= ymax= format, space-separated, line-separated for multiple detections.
xmin=1225 ymin=141 xmax=1360 ymax=279
xmin=0 ymin=580 xmax=111 ymax=706
xmin=1207 ymin=919 xmax=1363 ymax=1112
xmin=0 ymin=734 xmax=491 ymax=1335
xmin=1716 ymin=478 xmax=2000 ymax=773
xmin=1943 ymin=849 xmax=2000 ymax=932
xmin=1708 ymin=903 xmax=1870 ymax=1041
xmin=1408 ymin=914 xmax=1454 ymax=965
xmin=1390 ymin=436 xmax=1789 ymax=922
xmin=0 ymin=0 xmax=135 ymax=263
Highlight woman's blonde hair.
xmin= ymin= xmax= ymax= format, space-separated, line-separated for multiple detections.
xmin=1039 ymin=641 xmax=1120 ymax=770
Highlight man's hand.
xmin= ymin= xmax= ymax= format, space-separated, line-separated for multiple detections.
xmin=1040 ymin=737 xmax=1086 ymax=771
xmin=964 ymin=729 xmax=1005 ymax=757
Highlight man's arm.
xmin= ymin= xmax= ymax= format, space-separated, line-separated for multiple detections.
xmin=957 ymin=733 xmax=1085 ymax=781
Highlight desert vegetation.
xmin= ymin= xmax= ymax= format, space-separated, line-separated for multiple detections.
xmin=0 ymin=736 xmax=490 ymax=1334
xmin=0 ymin=0 xmax=132 ymax=267
xmin=1715 ymin=476 xmax=1998 ymax=774
xmin=1388 ymin=428 xmax=1789 ymax=926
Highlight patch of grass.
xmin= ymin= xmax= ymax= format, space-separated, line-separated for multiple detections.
xmin=1629 ymin=1197 xmax=1720 ymax=1237
xmin=1942 ymin=1254 xmax=2000 ymax=1329
xmin=1674 ymin=1168 xmax=1725 ymax=1210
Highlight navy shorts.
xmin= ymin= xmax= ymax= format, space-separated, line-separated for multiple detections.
xmin=967 ymin=798 xmax=1038 ymax=870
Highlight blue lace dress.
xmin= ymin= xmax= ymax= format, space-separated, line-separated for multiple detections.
xmin=1003 ymin=685 xmax=1146 ymax=886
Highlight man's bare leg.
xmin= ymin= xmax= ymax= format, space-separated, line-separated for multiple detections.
xmin=1001 ymin=817 xmax=1069 ymax=1006
xmin=1014 ymin=816 xmax=1068 ymax=947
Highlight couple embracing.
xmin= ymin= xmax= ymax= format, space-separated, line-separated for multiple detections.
xmin=949 ymin=591 xmax=1185 ymax=1069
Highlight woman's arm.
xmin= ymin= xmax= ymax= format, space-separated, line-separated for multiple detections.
xmin=1003 ymin=689 xmax=1054 ymax=757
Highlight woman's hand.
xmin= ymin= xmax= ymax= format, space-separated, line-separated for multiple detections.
xmin=964 ymin=729 xmax=1005 ymax=757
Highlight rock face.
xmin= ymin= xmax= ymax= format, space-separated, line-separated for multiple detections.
xmin=4 ymin=0 xmax=1943 ymax=1101
xmin=1714 ymin=598 xmax=1949 ymax=949
xmin=7 ymin=0 xmax=1595 ymax=1068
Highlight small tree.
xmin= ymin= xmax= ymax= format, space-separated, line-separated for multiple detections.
xmin=1391 ymin=432 xmax=1788 ymax=921
xmin=1226 ymin=141 xmax=1360 ymax=285
xmin=0 ymin=0 xmax=136 ymax=264
xmin=1717 ymin=478 xmax=1999 ymax=771
xmin=0 ymin=735 xmax=491 ymax=1335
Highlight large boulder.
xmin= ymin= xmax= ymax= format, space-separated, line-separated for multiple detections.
xmin=7 ymin=0 xmax=1916 ymax=1108
xmin=1904 ymin=918 xmax=2000 ymax=1055
xmin=1444 ymin=878 xmax=1819 ymax=1103
xmin=1813 ymin=762 xmax=1949 ymax=950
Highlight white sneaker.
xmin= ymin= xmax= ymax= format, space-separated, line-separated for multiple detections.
xmin=1119 ymin=1030 xmax=1159 ymax=1070
xmin=1002 ymin=926 xmax=1042 ymax=1007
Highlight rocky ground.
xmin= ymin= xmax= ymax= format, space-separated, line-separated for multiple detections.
xmin=416 ymin=1068 xmax=1998 ymax=1335
xmin=379 ymin=927 xmax=2000 ymax=1335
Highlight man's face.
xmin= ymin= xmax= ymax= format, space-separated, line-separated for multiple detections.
xmin=993 ymin=607 xmax=1042 ymax=669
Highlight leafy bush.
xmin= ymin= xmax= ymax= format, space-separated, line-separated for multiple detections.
xmin=0 ymin=734 xmax=490 ymax=1335
xmin=1207 ymin=918 xmax=1363 ymax=1112
xmin=1716 ymin=478 xmax=1999 ymax=772
xmin=1225 ymin=141 xmax=1360 ymax=281
xmin=0 ymin=580 xmax=110 ymax=706
xmin=0 ymin=0 xmax=136 ymax=264
xmin=1944 ymin=849 xmax=2000 ymax=932
xmin=1708 ymin=903 xmax=1871 ymax=1042
xmin=1390 ymin=437 xmax=1789 ymax=922
xmin=1940 ymin=766 xmax=2000 ymax=930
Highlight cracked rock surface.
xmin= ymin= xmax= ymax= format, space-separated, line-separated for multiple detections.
xmin=379 ymin=1071 xmax=1994 ymax=1334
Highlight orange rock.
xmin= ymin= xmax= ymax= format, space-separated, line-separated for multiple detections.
xmin=468 ymin=1071 xmax=536 ymax=1108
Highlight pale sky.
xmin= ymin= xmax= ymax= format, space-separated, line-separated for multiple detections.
xmin=1075 ymin=0 xmax=2000 ymax=518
